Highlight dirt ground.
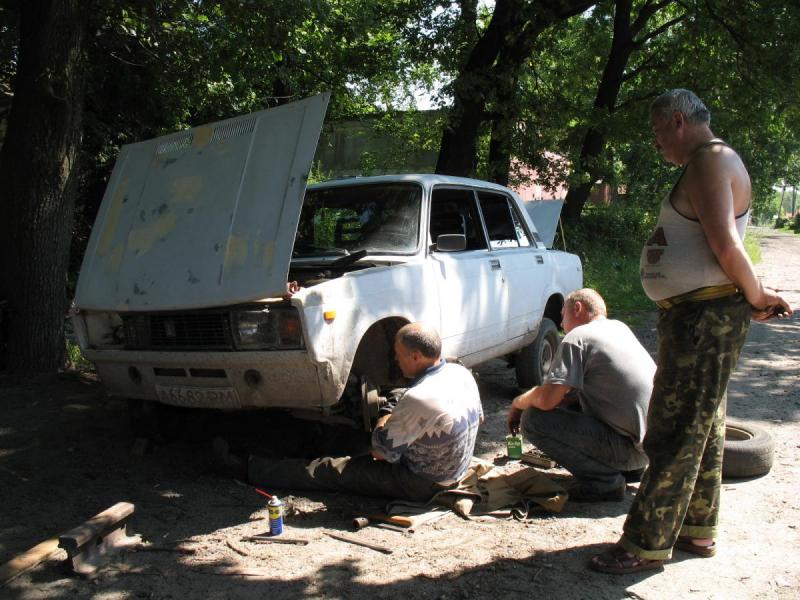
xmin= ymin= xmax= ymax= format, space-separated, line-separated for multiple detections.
xmin=1 ymin=228 xmax=798 ymax=600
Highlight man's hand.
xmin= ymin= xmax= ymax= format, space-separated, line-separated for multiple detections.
xmin=507 ymin=405 xmax=523 ymax=435
xmin=374 ymin=413 xmax=391 ymax=430
xmin=282 ymin=281 xmax=301 ymax=299
xmin=507 ymin=391 xmax=531 ymax=434
xmin=751 ymin=287 xmax=793 ymax=322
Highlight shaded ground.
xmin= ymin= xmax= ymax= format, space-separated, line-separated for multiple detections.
xmin=1 ymin=228 xmax=798 ymax=599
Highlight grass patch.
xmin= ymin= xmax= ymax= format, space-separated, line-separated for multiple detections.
xmin=564 ymin=204 xmax=656 ymax=317
xmin=744 ymin=227 xmax=762 ymax=264
xmin=581 ymin=253 xmax=652 ymax=314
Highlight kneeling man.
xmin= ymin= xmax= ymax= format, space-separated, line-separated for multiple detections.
xmin=507 ymin=289 xmax=655 ymax=502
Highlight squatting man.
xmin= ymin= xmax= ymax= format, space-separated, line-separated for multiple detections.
xmin=507 ymin=288 xmax=655 ymax=502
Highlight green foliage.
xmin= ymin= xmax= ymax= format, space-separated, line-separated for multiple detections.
xmin=65 ymin=340 xmax=93 ymax=372
xmin=564 ymin=203 xmax=657 ymax=313
xmin=744 ymin=229 xmax=762 ymax=264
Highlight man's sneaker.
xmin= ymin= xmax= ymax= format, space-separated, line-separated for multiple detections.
xmin=212 ymin=437 xmax=248 ymax=480
xmin=568 ymin=481 xmax=626 ymax=502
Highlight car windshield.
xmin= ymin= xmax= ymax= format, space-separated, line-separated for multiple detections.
xmin=295 ymin=183 xmax=421 ymax=257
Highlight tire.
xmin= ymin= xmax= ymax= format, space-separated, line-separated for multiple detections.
xmin=515 ymin=318 xmax=560 ymax=389
xmin=722 ymin=418 xmax=774 ymax=478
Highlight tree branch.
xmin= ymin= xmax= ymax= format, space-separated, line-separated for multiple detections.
xmin=621 ymin=53 xmax=663 ymax=82
xmin=703 ymin=0 xmax=748 ymax=48
xmin=631 ymin=0 xmax=675 ymax=34
xmin=633 ymin=13 xmax=686 ymax=47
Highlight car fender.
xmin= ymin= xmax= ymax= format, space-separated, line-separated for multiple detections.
xmin=295 ymin=261 xmax=440 ymax=403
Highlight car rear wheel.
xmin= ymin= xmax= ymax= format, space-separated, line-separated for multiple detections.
xmin=515 ymin=318 xmax=559 ymax=390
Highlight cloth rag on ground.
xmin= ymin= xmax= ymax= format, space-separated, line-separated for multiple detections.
xmin=386 ymin=458 xmax=567 ymax=523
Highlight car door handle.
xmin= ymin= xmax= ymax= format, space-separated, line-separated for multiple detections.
xmin=536 ymin=255 xmax=544 ymax=264
xmin=489 ymin=259 xmax=501 ymax=270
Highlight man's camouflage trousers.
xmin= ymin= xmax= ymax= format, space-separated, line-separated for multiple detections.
xmin=620 ymin=293 xmax=751 ymax=560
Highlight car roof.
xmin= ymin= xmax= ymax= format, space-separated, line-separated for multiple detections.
xmin=308 ymin=174 xmax=520 ymax=197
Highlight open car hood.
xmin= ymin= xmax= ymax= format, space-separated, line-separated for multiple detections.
xmin=75 ymin=93 xmax=329 ymax=311
xmin=525 ymin=200 xmax=563 ymax=248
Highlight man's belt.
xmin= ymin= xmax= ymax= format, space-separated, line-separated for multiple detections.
xmin=655 ymin=283 xmax=740 ymax=310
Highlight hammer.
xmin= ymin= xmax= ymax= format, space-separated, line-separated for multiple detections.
xmin=351 ymin=516 xmax=410 ymax=533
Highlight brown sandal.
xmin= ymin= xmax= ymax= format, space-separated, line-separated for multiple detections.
xmin=675 ymin=537 xmax=716 ymax=557
xmin=589 ymin=545 xmax=664 ymax=574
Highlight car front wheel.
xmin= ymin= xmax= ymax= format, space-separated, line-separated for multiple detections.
xmin=515 ymin=318 xmax=559 ymax=390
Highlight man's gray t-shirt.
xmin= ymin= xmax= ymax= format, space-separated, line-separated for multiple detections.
xmin=543 ymin=318 xmax=655 ymax=447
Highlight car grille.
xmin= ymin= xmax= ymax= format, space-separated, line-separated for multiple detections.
xmin=122 ymin=311 xmax=233 ymax=351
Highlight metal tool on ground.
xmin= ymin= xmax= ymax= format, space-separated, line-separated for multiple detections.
xmin=351 ymin=517 xmax=408 ymax=533
xmin=58 ymin=502 xmax=142 ymax=578
xmin=520 ymin=450 xmax=556 ymax=469
xmin=241 ymin=536 xmax=309 ymax=546
xmin=364 ymin=513 xmax=413 ymax=528
xmin=324 ymin=532 xmax=394 ymax=554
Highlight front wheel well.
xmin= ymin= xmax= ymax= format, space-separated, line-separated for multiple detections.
xmin=350 ymin=317 xmax=409 ymax=389
xmin=543 ymin=294 xmax=564 ymax=331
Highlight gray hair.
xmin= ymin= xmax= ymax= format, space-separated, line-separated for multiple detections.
xmin=396 ymin=322 xmax=441 ymax=359
xmin=565 ymin=288 xmax=607 ymax=317
xmin=650 ymin=89 xmax=711 ymax=126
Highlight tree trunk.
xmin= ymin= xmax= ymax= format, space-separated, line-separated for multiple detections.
xmin=563 ymin=0 xmax=682 ymax=221
xmin=0 ymin=0 xmax=89 ymax=379
xmin=436 ymin=0 xmax=596 ymax=178
xmin=487 ymin=71 xmax=519 ymax=186
xmin=563 ymin=0 xmax=635 ymax=222
xmin=435 ymin=0 xmax=516 ymax=177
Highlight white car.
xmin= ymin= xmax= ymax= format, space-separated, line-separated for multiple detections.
xmin=71 ymin=94 xmax=582 ymax=432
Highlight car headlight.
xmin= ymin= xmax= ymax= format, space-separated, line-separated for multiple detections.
xmin=84 ymin=312 xmax=126 ymax=348
xmin=232 ymin=307 xmax=304 ymax=350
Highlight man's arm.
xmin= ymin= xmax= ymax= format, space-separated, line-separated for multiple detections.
xmin=507 ymin=383 xmax=571 ymax=434
xmin=687 ymin=151 xmax=792 ymax=318
xmin=370 ymin=413 xmax=392 ymax=460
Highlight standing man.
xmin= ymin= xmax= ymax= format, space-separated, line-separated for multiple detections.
xmin=591 ymin=89 xmax=793 ymax=574
xmin=217 ymin=322 xmax=484 ymax=502
xmin=507 ymin=288 xmax=655 ymax=502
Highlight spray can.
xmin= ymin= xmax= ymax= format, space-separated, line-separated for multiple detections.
xmin=268 ymin=496 xmax=284 ymax=536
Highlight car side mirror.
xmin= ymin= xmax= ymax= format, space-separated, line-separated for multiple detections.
xmin=435 ymin=234 xmax=467 ymax=252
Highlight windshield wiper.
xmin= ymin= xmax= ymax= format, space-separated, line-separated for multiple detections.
xmin=292 ymin=243 xmax=349 ymax=257
xmin=327 ymin=249 xmax=369 ymax=267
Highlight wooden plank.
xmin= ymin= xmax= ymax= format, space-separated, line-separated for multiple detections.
xmin=0 ymin=538 xmax=61 ymax=587
xmin=58 ymin=502 xmax=134 ymax=554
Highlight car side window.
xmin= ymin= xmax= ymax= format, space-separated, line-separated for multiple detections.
xmin=477 ymin=192 xmax=529 ymax=249
xmin=430 ymin=188 xmax=488 ymax=251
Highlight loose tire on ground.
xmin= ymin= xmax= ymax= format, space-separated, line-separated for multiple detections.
xmin=515 ymin=318 xmax=560 ymax=389
xmin=723 ymin=418 xmax=774 ymax=478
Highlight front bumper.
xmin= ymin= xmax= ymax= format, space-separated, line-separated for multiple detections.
xmin=84 ymin=348 xmax=334 ymax=411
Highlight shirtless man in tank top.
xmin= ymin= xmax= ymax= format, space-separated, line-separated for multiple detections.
xmin=590 ymin=89 xmax=793 ymax=575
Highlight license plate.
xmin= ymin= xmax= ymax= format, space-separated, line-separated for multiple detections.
xmin=155 ymin=385 xmax=240 ymax=409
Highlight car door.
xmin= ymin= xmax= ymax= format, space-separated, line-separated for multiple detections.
xmin=476 ymin=190 xmax=545 ymax=343
xmin=427 ymin=187 xmax=505 ymax=358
